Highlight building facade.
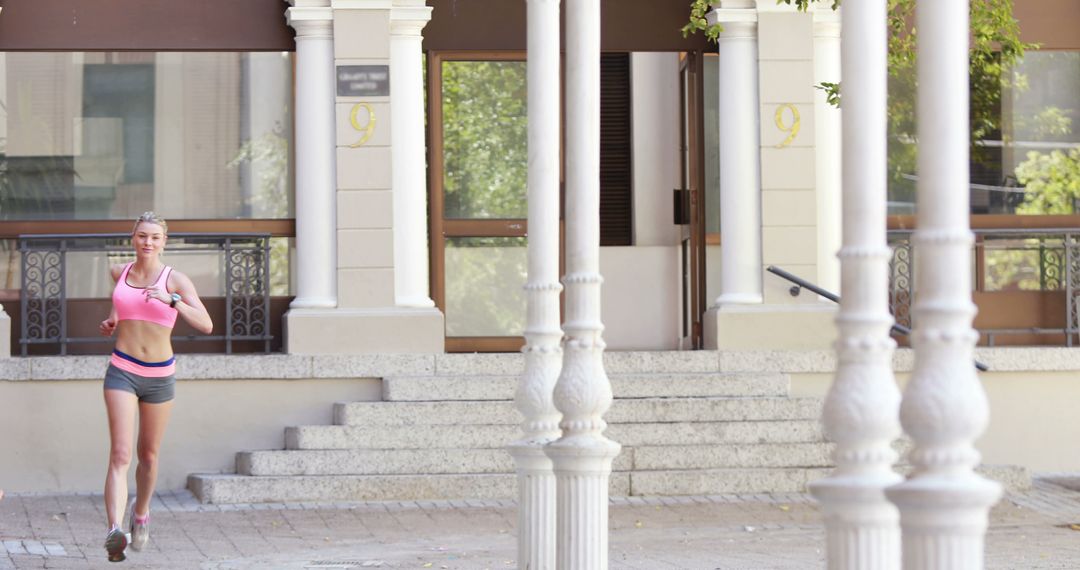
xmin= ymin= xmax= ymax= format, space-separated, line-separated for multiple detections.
xmin=1 ymin=0 xmax=1080 ymax=512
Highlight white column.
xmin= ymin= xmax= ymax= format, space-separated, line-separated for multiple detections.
xmin=545 ymin=0 xmax=620 ymax=568
xmin=390 ymin=1 xmax=435 ymax=308
xmin=885 ymin=1 xmax=1002 ymax=568
xmin=814 ymin=9 xmax=842 ymax=294
xmin=707 ymin=6 xmax=762 ymax=306
xmin=286 ymin=2 xmax=337 ymax=309
xmin=807 ymin=2 xmax=902 ymax=569
xmin=508 ymin=0 xmax=562 ymax=568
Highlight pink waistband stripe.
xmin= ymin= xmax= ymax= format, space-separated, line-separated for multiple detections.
xmin=110 ymin=352 xmax=176 ymax=378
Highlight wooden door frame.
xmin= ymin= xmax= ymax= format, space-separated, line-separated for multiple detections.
xmin=678 ymin=51 xmax=707 ymax=349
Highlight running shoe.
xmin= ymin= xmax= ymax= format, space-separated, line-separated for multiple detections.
xmin=104 ymin=527 xmax=128 ymax=562
xmin=129 ymin=506 xmax=150 ymax=551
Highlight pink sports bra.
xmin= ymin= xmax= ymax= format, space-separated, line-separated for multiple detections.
xmin=112 ymin=262 xmax=178 ymax=329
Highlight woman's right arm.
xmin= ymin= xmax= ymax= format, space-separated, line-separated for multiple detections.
xmin=100 ymin=263 xmax=123 ymax=336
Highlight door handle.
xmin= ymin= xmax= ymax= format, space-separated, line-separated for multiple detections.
xmin=673 ymin=189 xmax=690 ymax=225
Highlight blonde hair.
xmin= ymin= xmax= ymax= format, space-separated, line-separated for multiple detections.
xmin=132 ymin=211 xmax=168 ymax=235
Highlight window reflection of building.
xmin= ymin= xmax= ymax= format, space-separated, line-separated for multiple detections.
xmin=0 ymin=52 xmax=294 ymax=221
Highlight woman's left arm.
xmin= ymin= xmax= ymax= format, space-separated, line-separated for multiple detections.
xmin=168 ymin=271 xmax=213 ymax=334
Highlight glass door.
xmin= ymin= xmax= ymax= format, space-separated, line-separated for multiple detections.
xmin=428 ymin=52 xmax=531 ymax=352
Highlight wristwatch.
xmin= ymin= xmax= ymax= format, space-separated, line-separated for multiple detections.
xmin=170 ymin=293 xmax=182 ymax=308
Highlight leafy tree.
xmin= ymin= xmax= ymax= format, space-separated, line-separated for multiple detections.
xmin=440 ymin=61 xmax=528 ymax=219
xmin=1014 ymin=149 xmax=1080 ymax=214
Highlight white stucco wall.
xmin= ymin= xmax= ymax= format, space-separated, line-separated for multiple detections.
xmin=0 ymin=357 xmax=382 ymax=492
xmin=600 ymin=246 xmax=680 ymax=350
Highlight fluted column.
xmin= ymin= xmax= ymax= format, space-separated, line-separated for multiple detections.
xmin=545 ymin=0 xmax=621 ymax=568
xmin=390 ymin=1 xmax=435 ymax=309
xmin=707 ymin=5 xmax=762 ymax=306
xmin=814 ymin=9 xmax=842 ymax=294
xmin=508 ymin=0 xmax=562 ymax=567
xmin=807 ymin=1 xmax=902 ymax=569
xmin=286 ymin=1 xmax=337 ymax=309
xmin=885 ymin=1 xmax=1002 ymax=568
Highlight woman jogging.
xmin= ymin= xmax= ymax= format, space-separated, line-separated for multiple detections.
xmin=99 ymin=212 xmax=212 ymax=562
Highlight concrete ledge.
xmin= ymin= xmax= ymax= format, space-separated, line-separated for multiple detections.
xmin=3 ymin=347 xmax=1080 ymax=382
xmin=705 ymin=303 xmax=838 ymax=350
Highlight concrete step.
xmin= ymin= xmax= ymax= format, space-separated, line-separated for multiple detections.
xmin=239 ymin=442 xmax=831 ymax=476
xmin=286 ymin=420 xmax=824 ymax=450
xmin=188 ymin=472 xmax=630 ymax=504
xmin=382 ymin=372 xmax=789 ymax=402
xmin=190 ymin=464 xmax=1029 ymax=504
xmin=333 ymin=397 xmax=822 ymax=426
xmin=239 ymin=448 xmax=630 ymax=476
xmin=432 ymin=351 xmax=722 ymax=377
xmin=630 ymin=468 xmax=832 ymax=496
xmin=633 ymin=443 xmax=833 ymax=470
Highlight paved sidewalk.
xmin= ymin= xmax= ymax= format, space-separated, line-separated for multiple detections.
xmin=2 ymin=478 xmax=1079 ymax=569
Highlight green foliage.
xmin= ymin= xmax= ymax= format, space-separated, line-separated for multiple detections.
xmin=984 ymin=243 xmax=1050 ymax=291
xmin=776 ymin=0 xmax=840 ymax=11
xmin=815 ymin=82 xmax=840 ymax=107
xmin=441 ymin=61 xmax=528 ymax=219
xmin=1014 ymin=149 xmax=1080 ymax=214
xmin=681 ymin=0 xmax=722 ymax=43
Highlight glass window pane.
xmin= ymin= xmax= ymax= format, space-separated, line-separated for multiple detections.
xmin=1006 ymin=51 xmax=1080 ymax=215
xmin=983 ymin=237 xmax=1064 ymax=292
xmin=441 ymin=60 xmax=527 ymax=219
xmin=444 ymin=237 xmax=526 ymax=337
xmin=0 ymin=52 xmax=294 ymax=220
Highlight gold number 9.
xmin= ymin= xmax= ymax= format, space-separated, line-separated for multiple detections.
xmin=349 ymin=103 xmax=376 ymax=148
xmin=774 ymin=104 xmax=801 ymax=149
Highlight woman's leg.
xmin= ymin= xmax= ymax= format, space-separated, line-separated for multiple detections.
xmin=103 ymin=389 xmax=138 ymax=529
xmin=134 ymin=398 xmax=174 ymax=517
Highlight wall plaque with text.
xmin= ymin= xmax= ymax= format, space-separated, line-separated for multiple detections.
xmin=336 ymin=65 xmax=390 ymax=97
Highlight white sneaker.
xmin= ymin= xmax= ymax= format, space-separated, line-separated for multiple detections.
xmin=127 ymin=499 xmax=150 ymax=551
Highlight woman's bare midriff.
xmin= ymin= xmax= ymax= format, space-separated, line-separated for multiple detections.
xmin=114 ymin=320 xmax=174 ymax=362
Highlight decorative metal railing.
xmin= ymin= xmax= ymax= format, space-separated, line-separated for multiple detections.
xmin=19 ymin=233 xmax=272 ymax=355
xmin=888 ymin=228 xmax=1080 ymax=346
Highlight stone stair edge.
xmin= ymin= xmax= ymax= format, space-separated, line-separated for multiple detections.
xmin=188 ymin=463 xmax=1030 ymax=503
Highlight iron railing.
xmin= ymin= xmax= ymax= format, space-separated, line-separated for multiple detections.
xmin=889 ymin=228 xmax=1080 ymax=346
xmin=766 ymin=265 xmax=989 ymax=371
xmin=18 ymin=233 xmax=272 ymax=355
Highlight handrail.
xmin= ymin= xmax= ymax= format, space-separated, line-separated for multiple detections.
xmin=765 ymin=265 xmax=990 ymax=372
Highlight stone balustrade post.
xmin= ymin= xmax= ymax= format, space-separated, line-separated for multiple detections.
xmin=885 ymin=1 xmax=1003 ymax=567
xmin=508 ymin=0 xmax=563 ymax=568
xmin=545 ymin=0 xmax=621 ymax=567
xmin=807 ymin=1 xmax=903 ymax=569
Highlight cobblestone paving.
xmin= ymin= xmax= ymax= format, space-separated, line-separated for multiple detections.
xmin=1 ymin=478 xmax=1079 ymax=569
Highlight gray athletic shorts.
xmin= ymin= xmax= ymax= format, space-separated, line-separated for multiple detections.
xmin=103 ymin=364 xmax=176 ymax=404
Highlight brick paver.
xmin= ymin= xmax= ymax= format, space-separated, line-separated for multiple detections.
xmin=2 ymin=478 xmax=1079 ymax=568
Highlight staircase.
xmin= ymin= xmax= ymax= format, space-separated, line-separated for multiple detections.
xmin=188 ymin=352 xmax=1028 ymax=503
